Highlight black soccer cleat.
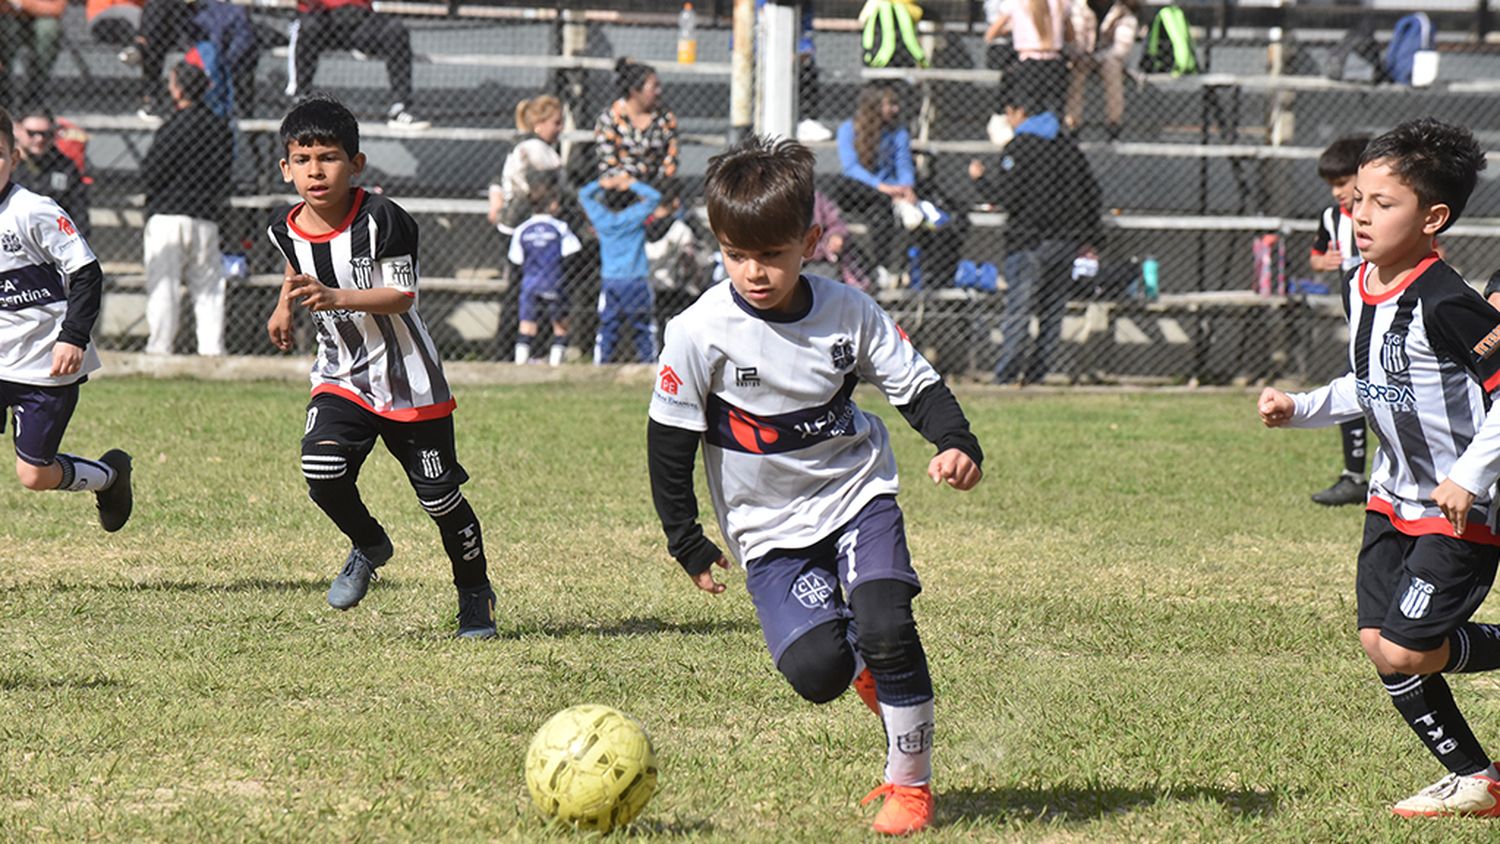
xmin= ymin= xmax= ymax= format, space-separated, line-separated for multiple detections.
xmin=1312 ymin=474 xmax=1368 ymax=507
xmin=455 ymin=584 xmax=498 ymax=639
xmin=95 ymin=449 xmax=133 ymax=532
xmin=327 ymin=537 xmax=394 ymax=610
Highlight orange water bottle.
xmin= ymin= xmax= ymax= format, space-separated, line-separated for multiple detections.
xmin=677 ymin=2 xmax=698 ymax=63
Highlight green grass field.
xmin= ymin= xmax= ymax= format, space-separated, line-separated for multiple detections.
xmin=1 ymin=376 xmax=1497 ymax=842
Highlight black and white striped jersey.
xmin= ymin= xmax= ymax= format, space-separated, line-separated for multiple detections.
xmin=268 ymin=189 xmax=454 ymax=420
xmin=1289 ymin=255 xmax=1500 ymax=543
xmin=1311 ymin=204 xmax=1361 ymax=272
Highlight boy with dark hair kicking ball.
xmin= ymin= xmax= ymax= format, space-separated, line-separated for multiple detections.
xmin=647 ymin=135 xmax=983 ymax=835
xmin=1308 ymin=134 xmax=1372 ymax=507
xmin=1260 ymin=118 xmax=1500 ymax=817
xmin=265 ymin=95 xmax=495 ymax=639
xmin=0 ymin=106 xmax=133 ymax=532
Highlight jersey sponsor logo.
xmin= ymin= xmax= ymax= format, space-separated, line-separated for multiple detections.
xmin=1380 ymin=332 xmax=1410 ymax=374
xmin=831 ymin=337 xmax=855 ymax=371
xmin=706 ymin=375 xmax=860 ymax=455
xmin=0 ymin=231 xmax=21 ymax=253
xmin=57 ymin=215 xmax=76 ymax=237
xmin=658 ymin=365 xmax=682 ymax=395
xmin=1473 ymin=324 xmax=1500 ymax=361
xmin=419 ymin=448 xmax=444 ymax=479
xmin=350 ymin=256 xmax=375 ymax=290
xmin=1356 ymin=378 xmax=1416 ymax=411
xmin=793 ymin=401 xmax=855 ymax=441
xmin=894 ymin=721 xmax=935 ymax=754
xmin=791 ymin=571 xmax=833 ymax=609
xmin=728 ymin=407 xmax=780 ymax=453
xmin=0 ymin=265 xmax=65 ymax=310
xmin=735 ymin=366 xmax=760 ymax=387
xmin=1399 ymin=576 xmax=1435 ymax=619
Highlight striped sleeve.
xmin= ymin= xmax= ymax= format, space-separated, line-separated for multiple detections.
xmin=1427 ymin=286 xmax=1500 ymax=394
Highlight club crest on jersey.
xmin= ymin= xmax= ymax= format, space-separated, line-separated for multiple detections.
xmin=792 ymin=571 xmax=834 ymax=609
xmin=1400 ymin=577 xmax=1435 ymax=619
xmin=350 ymin=257 xmax=374 ymax=290
xmin=419 ymin=448 xmax=443 ymax=479
xmin=0 ymin=231 xmax=21 ymax=253
xmin=831 ymin=337 xmax=855 ymax=371
xmin=1380 ymin=332 xmax=1410 ymax=374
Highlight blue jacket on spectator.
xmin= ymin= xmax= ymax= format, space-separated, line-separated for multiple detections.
xmin=580 ymin=179 xmax=661 ymax=280
xmin=836 ymin=120 xmax=914 ymax=189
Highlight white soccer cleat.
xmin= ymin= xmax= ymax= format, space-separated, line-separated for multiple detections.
xmin=1392 ymin=772 xmax=1500 ymax=818
xmin=796 ymin=118 xmax=833 ymax=142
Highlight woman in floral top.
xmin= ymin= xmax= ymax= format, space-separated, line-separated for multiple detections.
xmin=594 ymin=58 xmax=678 ymax=185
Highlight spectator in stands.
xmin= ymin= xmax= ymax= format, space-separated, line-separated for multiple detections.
xmin=13 ymin=106 xmax=90 ymax=239
xmin=0 ymin=0 xmax=64 ymax=111
xmin=646 ymin=179 xmax=701 ymax=328
xmin=135 ymin=0 xmax=258 ymax=119
xmin=89 ymin=0 xmax=143 ymax=45
xmin=986 ymin=0 xmax=1072 ymax=118
xmin=508 ymin=182 xmax=582 ymax=367
xmin=594 ymin=58 xmax=679 ymax=186
xmin=580 ymin=171 xmax=660 ymax=364
xmin=832 ymin=81 xmax=919 ymax=287
xmin=809 ymin=191 xmax=872 ymax=290
xmin=969 ymin=84 xmax=1100 ymax=385
xmin=288 ymin=0 xmax=426 ymax=129
xmin=490 ymin=95 xmax=565 ymax=236
xmin=1065 ymin=0 xmax=1140 ymax=141
xmin=141 ymin=62 xmax=234 ymax=356
xmin=755 ymin=0 xmax=830 ymax=142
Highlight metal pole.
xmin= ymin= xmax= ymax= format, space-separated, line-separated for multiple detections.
xmin=730 ymin=0 xmax=755 ymax=143
xmin=757 ymin=0 xmax=799 ymax=139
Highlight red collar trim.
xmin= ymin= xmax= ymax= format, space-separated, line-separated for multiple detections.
xmin=288 ymin=188 xmax=365 ymax=243
xmin=1359 ymin=252 xmax=1440 ymax=305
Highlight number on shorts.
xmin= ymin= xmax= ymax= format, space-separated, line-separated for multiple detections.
xmin=304 ymin=407 xmax=319 ymax=435
xmin=838 ymin=529 xmax=861 ymax=584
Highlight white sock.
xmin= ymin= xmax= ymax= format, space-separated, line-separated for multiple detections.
xmin=56 ymin=454 xmax=115 ymax=492
xmin=514 ymin=338 xmax=532 ymax=365
xmin=549 ymin=340 xmax=566 ymax=366
xmin=879 ymin=699 xmax=934 ymax=786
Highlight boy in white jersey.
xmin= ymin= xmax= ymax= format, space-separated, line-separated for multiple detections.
xmin=0 ymin=107 xmax=133 ymax=532
xmin=1260 ymin=119 xmax=1500 ymax=818
xmin=1307 ymin=135 xmax=1371 ymax=508
xmin=265 ymin=96 xmax=496 ymax=639
xmin=647 ymin=136 xmax=983 ymax=835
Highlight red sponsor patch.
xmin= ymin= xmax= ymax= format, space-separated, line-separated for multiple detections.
xmin=728 ymin=407 xmax=779 ymax=453
xmin=1473 ymin=324 xmax=1500 ymax=360
xmin=658 ymin=365 xmax=682 ymax=395
xmin=57 ymin=215 xmax=76 ymax=236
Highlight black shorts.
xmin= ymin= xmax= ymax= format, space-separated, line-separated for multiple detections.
xmin=1356 ymin=512 xmax=1499 ymax=651
xmin=301 ymin=393 xmax=469 ymax=492
xmin=0 ymin=379 xmax=80 ymax=467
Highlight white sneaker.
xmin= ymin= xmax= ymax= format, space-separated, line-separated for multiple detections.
xmin=387 ymin=104 xmax=431 ymax=131
xmin=1392 ymin=772 xmax=1500 ymax=818
xmin=874 ymin=266 xmax=899 ymax=291
xmin=893 ymin=201 xmax=924 ymax=232
xmin=796 ymin=118 xmax=833 ymax=142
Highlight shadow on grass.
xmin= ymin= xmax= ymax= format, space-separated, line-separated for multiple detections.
xmin=507 ymin=616 xmax=760 ymax=640
xmin=0 ymin=577 xmax=402 ymax=595
xmin=0 ymin=671 xmax=124 ymax=691
xmin=938 ymin=784 xmax=1282 ymax=825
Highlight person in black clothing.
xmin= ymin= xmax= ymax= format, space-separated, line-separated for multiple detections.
xmin=969 ymin=84 xmax=1100 ymax=384
xmin=141 ymin=61 xmax=234 ymax=356
xmin=13 ymin=105 xmax=90 ymax=239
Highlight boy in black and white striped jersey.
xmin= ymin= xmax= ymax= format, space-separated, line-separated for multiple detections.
xmin=1261 ymin=119 xmax=1500 ymax=818
xmin=265 ymin=96 xmax=495 ymax=638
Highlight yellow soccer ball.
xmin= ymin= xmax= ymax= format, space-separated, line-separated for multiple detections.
xmin=525 ymin=704 xmax=659 ymax=833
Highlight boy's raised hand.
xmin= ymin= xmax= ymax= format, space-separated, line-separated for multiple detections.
xmin=928 ymin=448 xmax=981 ymax=490
xmin=690 ymin=556 xmax=730 ymax=594
xmin=1258 ymin=387 xmax=1295 ymax=427
xmin=285 ymin=273 xmax=340 ymax=312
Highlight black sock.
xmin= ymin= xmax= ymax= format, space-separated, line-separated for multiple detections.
xmin=424 ymin=493 xmax=488 ymax=589
xmin=1382 ymin=672 xmax=1492 ymax=776
xmin=849 ymin=580 xmax=933 ymax=706
xmin=307 ymin=480 xmax=387 ymax=550
xmin=1445 ymin=623 xmax=1500 ymax=673
xmin=1341 ymin=419 xmax=1367 ymax=478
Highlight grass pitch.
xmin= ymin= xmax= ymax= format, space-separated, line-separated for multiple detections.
xmin=0 ymin=377 xmax=1496 ymax=842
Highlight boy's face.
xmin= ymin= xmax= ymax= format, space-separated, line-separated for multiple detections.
xmin=718 ymin=227 xmax=821 ymax=314
xmin=1327 ymin=174 xmax=1355 ymax=210
xmin=1353 ymin=159 xmax=1448 ymax=268
xmin=0 ymin=137 xmax=16 ymax=186
xmin=280 ymin=139 xmax=365 ymax=214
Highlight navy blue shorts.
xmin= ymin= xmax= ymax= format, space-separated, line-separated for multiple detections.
xmin=745 ymin=495 xmax=922 ymax=663
xmin=0 ymin=379 xmax=79 ymax=467
xmin=519 ymin=282 xmax=568 ymax=326
xmin=1356 ymin=512 xmax=1500 ymax=651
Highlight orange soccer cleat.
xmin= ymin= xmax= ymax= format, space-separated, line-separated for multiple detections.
xmin=862 ymin=782 xmax=933 ymax=835
xmin=852 ymin=667 xmax=880 ymax=716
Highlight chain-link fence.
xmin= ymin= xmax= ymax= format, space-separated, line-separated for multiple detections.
xmin=20 ymin=0 xmax=1500 ymax=381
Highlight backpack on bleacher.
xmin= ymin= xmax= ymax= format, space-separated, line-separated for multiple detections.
xmin=1139 ymin=5 xmax=1199 ymax=77
xmin=1385 ymin=12 xmax=1434 ymax=85
xmin=859 ymin=0 xmax=929 ymax=69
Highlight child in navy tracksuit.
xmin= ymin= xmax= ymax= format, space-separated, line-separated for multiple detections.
xmin=580 ymin=173 xmax=660 ymax=364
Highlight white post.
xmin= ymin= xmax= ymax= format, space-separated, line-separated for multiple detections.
xmin=730 ymin=0 xmax=755 ymax=143
xmin=756 ymin=0 xmax=799 ymax=139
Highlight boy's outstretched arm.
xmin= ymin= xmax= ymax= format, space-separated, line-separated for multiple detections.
xmin=896 ymin=381 xmax=984 ymax=491
xmin=1260 ymin=374 xmax=1361 ymax=429
xmin=285 ymin=273 xmax=412 ymax=315
xmin=647 ymin=418 xmax=728 ymax=593
xmin=53 ymin=260 xmax=103 ymax=376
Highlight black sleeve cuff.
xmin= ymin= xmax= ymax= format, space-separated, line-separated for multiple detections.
xmin=896 ymin=380 xmax=984 ymax=468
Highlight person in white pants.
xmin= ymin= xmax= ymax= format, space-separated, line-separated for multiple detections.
xmin=140 ymin=61 xmax=234 ymax=356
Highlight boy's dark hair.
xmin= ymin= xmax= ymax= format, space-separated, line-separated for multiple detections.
xmin=526 ymin=180 xmax=559 ymax=210
xmin=704 ymin=135 xmax=815 ymax=250
xmin=172 ymin=61 xmax=210 ymax=104
xmin=1360 ymin=118 xmax=1487 ymax=232
xmin=1316 ymin=134 xmax=1371 ymax=181
xmin=279 ymin=94 xmax=361 ymax=159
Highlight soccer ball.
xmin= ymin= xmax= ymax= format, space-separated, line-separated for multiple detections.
xmin=525 ymin=704 xmax=659 ymax=833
